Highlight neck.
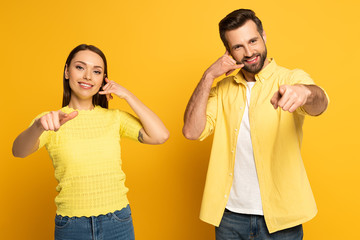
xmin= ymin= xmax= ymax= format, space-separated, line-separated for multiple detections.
xmin=241 ymin=70 xmax=256 ymax=82
xmin=241 ymin=58 xmax=270 ymax=82
xmin=68 ymin=97 xmax=94 ymax=110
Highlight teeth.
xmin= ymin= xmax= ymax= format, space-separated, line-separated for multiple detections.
xmin=246 ymin=56 xmax=257 ymax=62
xmin=79 ymin=83 xmax=92 ymax=87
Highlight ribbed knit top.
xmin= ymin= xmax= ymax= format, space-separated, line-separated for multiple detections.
xmin=32 ymin=106 xmax=142 ymax=217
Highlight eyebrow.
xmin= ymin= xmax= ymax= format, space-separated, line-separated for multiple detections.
xmin=74 ymin=61 xmax=103 ymax=69
xmin=249 ymin=37 xmax=259 ymax=43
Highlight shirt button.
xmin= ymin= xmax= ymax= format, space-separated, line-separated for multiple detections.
xmin=231 ymin=150 xmax=234 ymax=153
xmin=224 ymin=195 xmax=227 ymax=198
xmin=235 ymin=129 xmax=238 ymax=131
xmin=229 ymin=173 xmax=232 ymax=176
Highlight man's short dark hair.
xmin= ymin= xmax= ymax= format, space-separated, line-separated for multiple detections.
xmin=219 ymin=9 xmax=264 ymax=50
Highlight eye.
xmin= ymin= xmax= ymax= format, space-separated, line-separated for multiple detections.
xmin=75 ymin=65 xmax=84 ymax=70
xmin=94 ymin=70 xmax=102 ymax=75
xmin=250 ymin=39 xmax=257 ymax=44
xmin=233 ymin=45 xmax=241 ymax=50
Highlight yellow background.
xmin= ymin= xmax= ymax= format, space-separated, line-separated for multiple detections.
xmin=1 ymin=0 xmax=359 ymax=239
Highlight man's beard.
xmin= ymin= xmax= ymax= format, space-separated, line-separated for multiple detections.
xmin=240 ymin=47 xmax=267 ymax=74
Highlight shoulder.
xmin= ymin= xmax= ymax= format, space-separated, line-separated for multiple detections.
xmin=212 ymin=76 xmax=239 ymax=96
xmin=92 ymin=107 xmax=122 ymax=122
xmin=101 ymin=107 xmax=136 ymax=121
xmin=273 ymin=64 xmax=312 ymax=85
xmin=216 ymin=75 xmax=236 ymax=88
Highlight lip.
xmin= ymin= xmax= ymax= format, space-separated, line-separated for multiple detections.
xmin=244 ymin=55 xmax=259 ymax=64
xmin=78 ymin=82 xmax=94 ymax=89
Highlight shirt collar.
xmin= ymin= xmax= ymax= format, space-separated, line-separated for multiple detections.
xmin=233 ymin=58 xmax=276 ymax=85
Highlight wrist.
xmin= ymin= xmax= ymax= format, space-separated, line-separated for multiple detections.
xmin=33 ymin=119 xmax=46 ymax=133
xmin=202 ymin=71 xmax=216 ymax=83
xmin=123 ymin=90 xmax=135 ymax=102
xmin=298 ymin=84 xmax=313 ymax=104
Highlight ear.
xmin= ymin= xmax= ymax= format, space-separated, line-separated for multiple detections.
xmin=262 ymin=30 xmax=267 ymax=43
xmin=102 ymin=73 xmax=107 ymax=84
xmin=64 ymin=64 xmax=69 ymax=79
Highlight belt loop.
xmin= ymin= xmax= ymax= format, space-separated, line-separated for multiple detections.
xmin=91 ymin=216 xmax=96 ymax=240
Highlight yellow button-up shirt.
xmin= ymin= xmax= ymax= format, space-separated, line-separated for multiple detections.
xmin=199 ymin=59 xmax=325 ymax=233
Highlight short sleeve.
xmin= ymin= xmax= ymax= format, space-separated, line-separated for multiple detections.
xmin=198 ymin=86 xmax=218 ymax=141
xmin=118 ymin=111 xmax=143 ymax=141
xmin=29 ymin=112 xmax=51 ymax=150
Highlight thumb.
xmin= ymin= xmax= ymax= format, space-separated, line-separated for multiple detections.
xmin=59 ymin=111 xmax=78 ymax=125
xmin=234 ymin=63 xmax=244 ymax=69
xmin=225 ymin=63 xmax=244 ymax=76
xmin=270 ymin=91 xmax=281 ymax=109
xmin=279 ymin=85 xmax=287 ymax=95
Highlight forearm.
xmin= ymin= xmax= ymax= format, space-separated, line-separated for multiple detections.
xmin=183 ymin=73 xmax=214 ymax=140
xmin=301 ymin=85 xmax=328 ymax=116
xmin=12 ymin=121 xmax=44 ymax=158
xmin=125 ymin=93 xmax=169 ymax=144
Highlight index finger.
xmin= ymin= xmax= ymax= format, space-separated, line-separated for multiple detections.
xmin=59 ymin=111 xmax=78 ymax=125
xmin=58 ymin=110 xmax=67 ymax=118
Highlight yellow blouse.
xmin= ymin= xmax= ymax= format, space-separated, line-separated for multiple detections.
xmin=32 ymin=106 xmax=142 ymax=217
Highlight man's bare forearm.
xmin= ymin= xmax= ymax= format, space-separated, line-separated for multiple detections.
xmin=183 ymin=52 xmax=243 ymax=139
xmin=183 ymin=73 xmax=214 ymax=140
xmin=302 ymin=85 xmax=328 ymax=116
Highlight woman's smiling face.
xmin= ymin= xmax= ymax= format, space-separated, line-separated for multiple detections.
xmin=65 ymin=50 xmax=105 ymax=102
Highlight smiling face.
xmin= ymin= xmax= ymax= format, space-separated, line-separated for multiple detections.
xmin=225 ymin=20 xmax=269 ymax=74
xmin=64 ymin=50 xmax=105 ymax=105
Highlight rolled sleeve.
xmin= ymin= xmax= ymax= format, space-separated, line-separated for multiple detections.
xmin=198 ymin=87 xmax=218 ymax=141
xmin=287 ymin=69 xmax=329 ymax=115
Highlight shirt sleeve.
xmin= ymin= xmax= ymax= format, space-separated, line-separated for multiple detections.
xmin=287 ymin=69 xmax=330 ymax=115
xmin=29 ymin=112 xmax=51 ymax=150
xmin=287 ymin=69 xmax=315 ymax=86
xmin=118 ymin=110 xmax=143 ymax=141
xmin=198 ymin=86 xmax=218 ymax=141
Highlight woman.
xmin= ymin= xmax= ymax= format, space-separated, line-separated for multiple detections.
xmin=12 ymin=44 xmax=169 ymax=240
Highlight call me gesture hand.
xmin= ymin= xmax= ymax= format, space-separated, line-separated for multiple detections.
xmin=183 ymin=51 xmax=244 ymax=140
xmin=205 ymin=51 xmax=244 ymax=80
xmin=98 ymin=78 xmax=130 ymax=101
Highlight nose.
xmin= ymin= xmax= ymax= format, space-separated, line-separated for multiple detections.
xmin=83 ymin=69 xmax=91 ymax=80
xmin=244 ymin=45 xmax=253 ymax=57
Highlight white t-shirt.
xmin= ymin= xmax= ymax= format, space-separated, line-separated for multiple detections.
xmin=226 ymin=81 xmax=263 ymax=215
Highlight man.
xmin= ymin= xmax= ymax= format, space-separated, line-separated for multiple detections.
xmin=183 ymin=9 xmax=328 ymax=239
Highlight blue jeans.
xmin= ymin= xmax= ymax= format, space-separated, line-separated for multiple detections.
xmin=55 ymin=205 xmax=135 ymax=240
xmin=216 ymin=209 xmax=303 ymax=240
